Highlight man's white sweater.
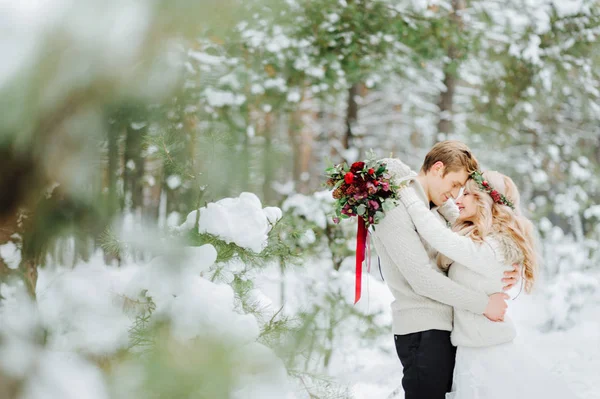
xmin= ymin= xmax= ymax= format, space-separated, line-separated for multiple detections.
xmin=371 ymin=159 xmax=489 ymax=335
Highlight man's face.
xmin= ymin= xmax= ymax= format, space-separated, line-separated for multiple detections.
xmin=428 ymin=163 xmax=469 ymax=207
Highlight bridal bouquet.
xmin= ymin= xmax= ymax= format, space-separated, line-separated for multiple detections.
xmin=325 ymin=153 xmax=401 ymax=303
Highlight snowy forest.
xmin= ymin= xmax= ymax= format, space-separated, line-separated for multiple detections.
xmin=0 ymin=0 xmax=599 ymax=397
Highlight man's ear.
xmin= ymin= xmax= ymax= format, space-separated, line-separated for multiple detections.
xmin=432 ymin=161 xmax=445 ymax=176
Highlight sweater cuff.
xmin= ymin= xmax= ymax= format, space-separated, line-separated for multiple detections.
xmin=471 ymin=293 xmax=490 ymax=315
xmin=438 ymin=200 xmax=459 ymax=222
xmin=399 ymin=186 xmax=422 ymax=209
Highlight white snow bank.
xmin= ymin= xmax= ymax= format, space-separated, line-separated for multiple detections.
xmin=181 ymin=192 xmax=282 ymax=253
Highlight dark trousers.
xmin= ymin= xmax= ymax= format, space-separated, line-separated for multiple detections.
xmin=394 ymin=329 xmax=456 ymax=399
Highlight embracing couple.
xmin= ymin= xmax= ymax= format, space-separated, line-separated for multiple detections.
xmin=372 ymin=141 xmax=577 ymax=398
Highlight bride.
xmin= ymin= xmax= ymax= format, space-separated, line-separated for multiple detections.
xmin=397 ymin=170 xmax=578 ymax=398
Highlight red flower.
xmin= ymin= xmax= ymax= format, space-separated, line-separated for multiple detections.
xmin=482 ymin=180 xmax=489 ymax=188
xmin=490 ymin=190 xmax=501 ymax=203
xmin=368 ymin=168 xmax=375 ymax=175
xmin=344 ymin=172 xmax=354 ymax=184
xmin=351 ymin=162 xmax=365 ymax=172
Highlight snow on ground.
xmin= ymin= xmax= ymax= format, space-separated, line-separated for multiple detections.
xmin=256 ymin=261 xmax=600 ymax=398
xmin=346 ymin=287 xmax=600 ymax=398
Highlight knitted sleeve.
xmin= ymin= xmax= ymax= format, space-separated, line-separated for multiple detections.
xmin=400 ymin=187 xmax=507 ymax=277
xmin=374 ymin=203 xmax=489 ymax=314
xmin=438 ymin=199 xmax=460 ymax=224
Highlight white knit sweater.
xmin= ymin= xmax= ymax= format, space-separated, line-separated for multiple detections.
xmin=399 ymin=186 xmax=522 ymax=347
xmin=371 ymin=159 xmax=489 ymax=335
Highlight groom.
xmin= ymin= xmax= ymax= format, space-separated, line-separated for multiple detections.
xmin=372 ymin=141 xmax=518 ymax=399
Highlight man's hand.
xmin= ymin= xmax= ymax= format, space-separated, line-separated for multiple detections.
xmin=502 ymin=263 xmax=521 ymax=291
xmin=484 ymin=292 xmax=510 ymax=322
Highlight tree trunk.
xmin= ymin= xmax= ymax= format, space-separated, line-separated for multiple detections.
xmin=436 ymin=0 xmax=466 ymax=137
xmin=20 ymin=259 xmax=38 ymax=299
xmin=437 ymin=73 xmax=457 ymax=137
xmin=107 ymin=123 xmax=120 ymax=214
xmin=0 ymin=370 xmax=20 ymax=399
xmin=103 ymin=122 xmax=122 ymax=265
xmin=596 ymin=132 xmax=600 ymax=165
xmin=262 ymin=113 xmax=276 ymax=204
xmin=142 ymin=155 xmax=163 ymax=224
xmin=298 ymin=91 xmax=316 ymax=194
xmin=239 ymin=130 xmax=251 ymax=195
xmin=124 ymin=125 xmax=146 ymax=213
xmin=289 ymin=110 xmax=303 ymax=187
xmin=343 ymin=84 xmax=360 ymax=151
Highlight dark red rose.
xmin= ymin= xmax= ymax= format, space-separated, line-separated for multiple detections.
xmin=351 ymin=162 xmax=365 ymax=172
xmin=344 ymin=172 xmax=354 ymax=184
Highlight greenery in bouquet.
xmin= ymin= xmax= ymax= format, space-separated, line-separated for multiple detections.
xmin=325 ymin=153 xmax=400 ymax=228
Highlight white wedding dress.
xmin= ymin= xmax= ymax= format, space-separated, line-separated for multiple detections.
xmin=397 ymin=187 xmax=580 ymax=399
xmin=447 ymin=338 xmax=579 ymax=399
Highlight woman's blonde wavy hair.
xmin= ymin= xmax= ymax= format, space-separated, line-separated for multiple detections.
xmin=437 ymin=171 xmax=539 ymax=293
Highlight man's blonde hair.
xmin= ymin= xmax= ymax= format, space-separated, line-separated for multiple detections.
xmin=421 ymin=141 xmax=479 ymax=176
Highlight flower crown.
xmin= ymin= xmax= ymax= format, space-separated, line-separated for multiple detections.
xmin=470 ymin=171 xmax=515 ymax=210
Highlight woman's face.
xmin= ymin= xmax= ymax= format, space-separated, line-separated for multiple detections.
xmin=456 ymin=189 xmax=478 ymax=222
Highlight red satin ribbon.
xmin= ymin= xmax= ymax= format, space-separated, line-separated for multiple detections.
xmin=355 ymin=218 xmax=368 ymax=304
xmin=366 ymin=231 xmax=371 ymax=274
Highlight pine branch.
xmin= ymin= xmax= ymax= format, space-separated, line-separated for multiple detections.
xmin=288 ymin=369 xmax=353 ymax=399
xmin=186 ymin=223 xmax=302 ymax=267
xmin=98 ymin=228 xmax=125 ymax=257
xmin=145 ymin=133 xmax=198 ymax=181
xmin=126 ymin=293 xmax=157 ymax=355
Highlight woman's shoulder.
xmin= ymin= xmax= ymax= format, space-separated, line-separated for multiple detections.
xmin=484 ymin=233 xmax=523 ymax=265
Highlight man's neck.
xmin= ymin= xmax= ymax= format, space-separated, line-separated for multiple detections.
xmin=415 ymin=173 xmax=431 ymax=203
